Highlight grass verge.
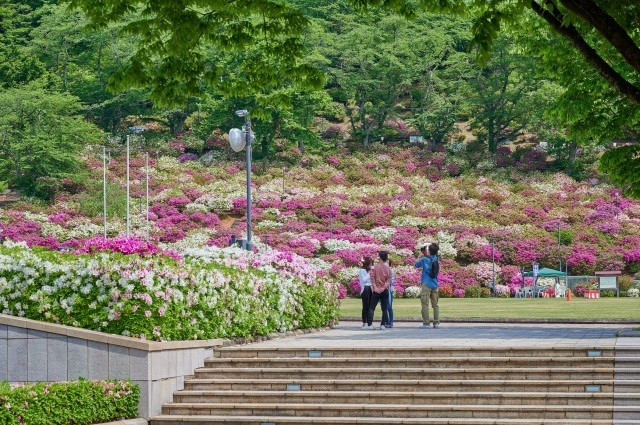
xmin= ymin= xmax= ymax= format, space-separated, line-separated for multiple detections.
xmin=340 ymin=297 xmax=640 ymax=320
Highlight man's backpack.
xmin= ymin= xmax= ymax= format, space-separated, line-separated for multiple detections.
xmin=429 ymin=258 xmax=439 ymax=279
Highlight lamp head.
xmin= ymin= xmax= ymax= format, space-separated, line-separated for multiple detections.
xmin=235 ymin=109 xmax=248 ymax=118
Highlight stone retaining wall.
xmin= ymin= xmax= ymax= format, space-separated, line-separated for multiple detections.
xmin=0 ymin=314 xmax=222 ymax=419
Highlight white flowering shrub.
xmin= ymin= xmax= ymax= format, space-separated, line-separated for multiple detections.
xmin=324 ymin=239 xmax=356 ymax=252
xmin=476 ymin=159 xmax=495 ymax=171
xmin=336 ymin=267 xmax=360 ymax=284
xmin=255 ymin=220 xmax=283 ymax=230
xmin=369 ymin=227 xmax=397 ymax=242
xmin=390 ymin=215 xmax=427 ymax=228
xmin=0 ymin=243 xmax=338 ymax=341
xmin=627 ymin=288 xmax=639 ymax=297
xmin=404 ymin=285 xmax=421 ymax=298
xmin=414 ymin=231 xmax=457 ymax=259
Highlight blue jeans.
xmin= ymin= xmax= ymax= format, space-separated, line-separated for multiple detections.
xmin=387 ymin=289 xmax=394 ymax=326
xmin=367 ymin=289 xmax=389 ymax=327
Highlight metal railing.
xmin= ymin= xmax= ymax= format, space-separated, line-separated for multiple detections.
xmin=565 ymin=276 xmax=596 ymax=290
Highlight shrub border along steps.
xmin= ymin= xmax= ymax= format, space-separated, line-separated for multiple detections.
xmin=0 ymin=314 xmax=330 ymax=420
xmin=0 ymin=313 xmax=220 ymax=419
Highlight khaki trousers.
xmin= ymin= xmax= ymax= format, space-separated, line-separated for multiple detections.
xmin=420 ymin=285 xmax=439 ymax=325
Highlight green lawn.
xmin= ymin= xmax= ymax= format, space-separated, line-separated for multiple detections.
xmin=340 ymin=297 xmax=640 ymax=320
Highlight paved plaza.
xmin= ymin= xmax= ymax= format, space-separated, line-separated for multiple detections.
xmin=246 ymin=321 xmax=640 ymax=350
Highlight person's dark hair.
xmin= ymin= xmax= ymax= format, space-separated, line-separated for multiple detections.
xmin=378 ymin=251 xmax=388 ymax=262
xmin=388 ymin=259 xmax=393 ymax=267
xmin=420 ymin=245 xmax=427 ymax=253
xmin=361 ymin=256 xmax=373 ymax=271
xmin=428 ymin=243 xmax=439 ymax=256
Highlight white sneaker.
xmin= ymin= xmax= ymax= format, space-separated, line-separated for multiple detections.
xmin=361 ymin=324 xmax=367 ymax=329
xmin=419 ymin=324 xmax=430 ymax=329
xmin=379 ymin=325 xmax=386 ymax=330
xmin=433 ymin=323 xmax=440 ymax=329
xmin=363 ymin=325 xmax=373 ymax=330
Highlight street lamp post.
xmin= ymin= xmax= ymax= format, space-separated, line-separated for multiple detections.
xmin=491 ymin=239 xmax=496 ymax=296
xmin=329 ymin=206 xmax=333 ymax=237
xmin=282 ymin=167 xmax=287 ymax=198
xmin=229 ymin=109 xmax=253 ymax=251
xmin=557 ymin=222 xmax=561 ymax=271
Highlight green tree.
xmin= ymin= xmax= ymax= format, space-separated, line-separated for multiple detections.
xmin=467 ymin=39 xmax=542 ymax=153
xmin=351 ymin=0 xmax=640 ymax=105
xmin=0 ymin=1 xmax=45 ymax=88
xmin=0 ymin=80 xmax=103 ymax=200
xmin=308 ymin=6 xmax=470 ymax=145
xmin=28 ymin=3 xmax=154 ymax=133
xmin=66 ymin=0 xmax=323 ymax=105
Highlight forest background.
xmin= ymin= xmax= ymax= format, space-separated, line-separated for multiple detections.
xmin=1 ymin=0 xmax=639 ymax=201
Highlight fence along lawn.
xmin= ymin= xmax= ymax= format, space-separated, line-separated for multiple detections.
xmin=339 ymin=297 xmax=640 ymax=320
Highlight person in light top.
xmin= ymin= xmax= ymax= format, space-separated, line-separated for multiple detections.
xmin=359 ymin=257 xmax=373 ymax=329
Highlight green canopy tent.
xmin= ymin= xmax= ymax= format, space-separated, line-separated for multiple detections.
xmin=522 ymin=268 xmax=567 ymax=278
xmin=521 ymin=267 xmax=568 ymax=297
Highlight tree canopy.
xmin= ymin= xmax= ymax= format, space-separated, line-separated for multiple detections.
xmin=350 ymin=0 xmax=640 ymax=105
xmin=66 ymin=0 xmax=324 ymax=104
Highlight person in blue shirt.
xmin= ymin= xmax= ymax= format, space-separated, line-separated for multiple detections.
xmin=414 ymin=243 xmax=440 ymax=329
xmin=386 ymin=259 xmax=395 ymax=328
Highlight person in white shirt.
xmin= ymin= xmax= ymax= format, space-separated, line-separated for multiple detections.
xmin=359 ymin=257 xmax=373 ymax=329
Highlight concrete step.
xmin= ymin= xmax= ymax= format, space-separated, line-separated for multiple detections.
xmin=160 ymin=402 xmax=620 ymax=420
xmin=214 ymin=347 xmax=616 ymax=359
xmin=171 ymin=390 xmax=638 ymax=406
xmin=183 ymin=378 xmax=618 ymax=392
xmin=615 ymin=380 xmax=640 ymax=393
xmin=193 ymin=366 xmax=617 ymax=380
xmin=151 ymin=416 xmax=616 ymax=425
xmin=203 ymin=356 xmax=615 ymax=369
xmin=611 ymin=368 xmax=640 ymax=380
xmin=614 ymin=405 xmax=640 ymax=420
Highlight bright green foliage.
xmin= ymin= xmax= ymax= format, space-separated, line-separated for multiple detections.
xmin=0 ymin=80 xmax=103 ymax=200
xmin=66 ymin=0 xmax=324 ymax=105
xmin=194 ymin=38 xmax=330 ymax=157
xmin=0 ymin=1 xmax=45 ymax=88
xmin=600 ymin=145 xmax=640 ymax=199
xmin=467 ymin=38 xmax=541 ymax=152
xmin=0 ymin=379 xmax=139 ymax=425
xmin=351 ymin=0 xmax=640 ymax=103
xmin=28 ymin=3 xmax=154 ymax=132
xmin=304 ymin=3 xmax=475 ymax=145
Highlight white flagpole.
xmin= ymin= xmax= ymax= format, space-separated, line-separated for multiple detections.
xmin=146 ymin=152 xmax=149 ymax=241
xmin=103 ymin=146 xmax=107 ymax=239
xmin=126 ymin=135 xmax=130 ymax=238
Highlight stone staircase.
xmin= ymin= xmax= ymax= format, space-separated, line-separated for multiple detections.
xmin=151 ymin=346 xmax=640 ymax=425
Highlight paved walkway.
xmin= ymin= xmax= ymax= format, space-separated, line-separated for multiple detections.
xmin=247 ymin=321 xmax=640 ymax=349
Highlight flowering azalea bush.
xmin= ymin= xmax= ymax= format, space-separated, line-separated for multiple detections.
xmin=2 ymin=145 xmax=640 ymax=301
xmin=0 ymin=241 xmax=338 ymax=340
xmin=0 ymin=379 xmax=138 ymax=425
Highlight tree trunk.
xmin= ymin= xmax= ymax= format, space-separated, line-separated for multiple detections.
xmin=559 ymin=0 xmax=640 ymax=75
xmin=568 ymin=141 xmax=579 ymax=163
xmin=62 ymin=39 xmax=69 ymax=90
xmin=531 ymin=0 xmax=640 ymax=105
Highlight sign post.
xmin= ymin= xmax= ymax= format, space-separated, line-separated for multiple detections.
xmin=532 ymin=262 xmax=539 ymax=297
xmin=595 ymin=271 xmax=621 ymax=297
